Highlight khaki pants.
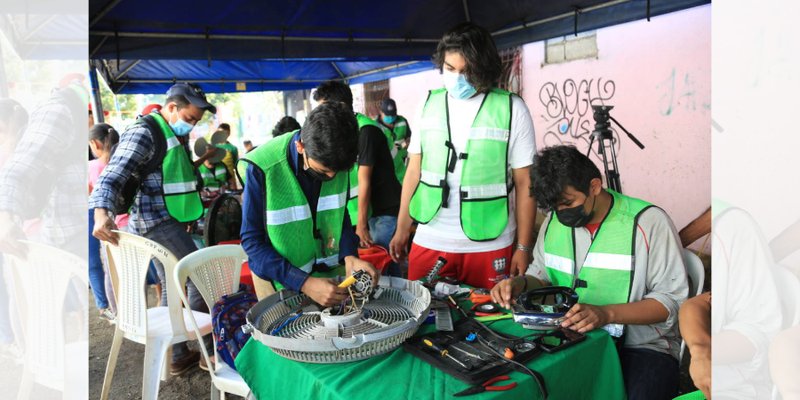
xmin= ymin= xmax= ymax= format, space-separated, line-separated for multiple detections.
xmin=251 ymin=274 xmax=276 ymax=300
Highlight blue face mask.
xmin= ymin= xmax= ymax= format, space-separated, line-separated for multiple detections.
xmin=170 ymin=115 xmax=194 ymax=136
xmin=442 ymin=69 xmax=477 ymax=100
xmin=383 ymin=115 xmax=396 ymax=124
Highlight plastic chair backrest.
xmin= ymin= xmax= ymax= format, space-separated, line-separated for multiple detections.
xmin=173 ymin=245 xmax=245 ymax=311
xmin=772 ymin=265 xmax=800 ymax=329
xmin=105 ymin=230 xmax=183 ymax=339
xmin=682 ymin=248 xmax=705 ymax=298
xmin=5 ymin=241 xmax=87 ymax=390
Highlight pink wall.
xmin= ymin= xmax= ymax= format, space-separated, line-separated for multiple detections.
xmin=390 ymin=5 xmax=710 ymax=238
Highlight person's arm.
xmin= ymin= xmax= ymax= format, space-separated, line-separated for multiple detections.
xmin=89 ymin=124 xmax=154 ymax=244
xmin=679 ymin=206 xmax=711 ymax=247
xmin=562 ymin=208 xmax=688 ymax=333
xmin=510 ymin=166 xmax=535 ymax=276
xmin=389 ymin=153 xmax=420 ymax=262
xmin=240 ymin=164 xmax=310 ymax=291
xmin=356 ymin=165 xmax=373 ymax=246
xmin=491 ymin=214 xmax=551 ymax=308
xmin=354 ymin=127 xmax=377 ymax=247
xmin=240 ymin=164 xmax=349 ymax=307
xmin=680 ymin=292 xmax=711 ymax=397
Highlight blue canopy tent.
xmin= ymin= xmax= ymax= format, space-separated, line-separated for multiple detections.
xmin=89 ymin=0 xmax=708 ymax=96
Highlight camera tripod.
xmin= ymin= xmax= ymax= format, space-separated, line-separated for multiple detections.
xmin=587 ymin=105 xmax=645 ymax=194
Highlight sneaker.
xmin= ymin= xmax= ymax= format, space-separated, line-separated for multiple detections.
xmin=198 ymin=354 xmax=215 ymax=372
xmin=98 ymin=308 xmax=115 ymax=323
xmin=169 ymin=350 xmax=200 ymax=376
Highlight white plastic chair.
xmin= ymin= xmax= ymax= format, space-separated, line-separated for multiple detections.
xmin=100 ymin=231 xmax=212 ymax=400
xmin=174 ymin=244 xmax=251 ymax=400
xmin=679 ymin=248 xmax=706 ymax=361
xmin=683 ymin=248 xmax=706 ymax=298
xmin=5 ymin=241 xmax=88 ymax=400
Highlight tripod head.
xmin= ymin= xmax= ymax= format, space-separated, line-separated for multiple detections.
xmin=591 ymin=105 xmax=615 ymax=140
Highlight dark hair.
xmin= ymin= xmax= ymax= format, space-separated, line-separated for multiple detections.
xmin=219 ymin=123 xmax=231 ymax=131
xmin=164 ymin=94 xmax=190 ymax=110
xmin=432 ymin=22 xmax=502 ymax=93
xmin=272 ymin=116 xmax=302 ymax=138
xmin=243 ymin=140 xmax=252 ymax=146
xmin=0 ymin=99 xmax=28 ymax=136
xmin=89 ymin=123 xmax=120 ymax=151
xmin=300 ymin=102 xmax=358 ymax=172
xmin=312 ymin=80 xmax=353 ymax=110
xmin=530 ymin=145 xmax=602 ymax=210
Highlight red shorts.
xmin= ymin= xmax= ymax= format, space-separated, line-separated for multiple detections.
xmin=407 ymin=243 xmax=513 ymax=289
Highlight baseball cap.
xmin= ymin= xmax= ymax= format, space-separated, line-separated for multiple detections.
xmin=380 ymin=98 xmax=397 ymax=116
xmin=166 ymin=83 xmax=217 ymax=114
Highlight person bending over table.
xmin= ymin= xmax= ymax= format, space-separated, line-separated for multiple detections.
xmin=238 ymin=102 xmax=379 ymax=305
xmin=491 ymin=145 xmax=688 ymax=400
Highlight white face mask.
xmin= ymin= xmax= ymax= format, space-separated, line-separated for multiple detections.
xmin=442 ymin=69 xmax=477 ymax=100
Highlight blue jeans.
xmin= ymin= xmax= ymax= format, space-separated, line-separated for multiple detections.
xmin=368 ymin=215 xmax=401 ymax=277
xmin=620 ymin=347 xmax=679 ymax=400
xmin=0 ymin=257 xmax=14 ymax=343
xmin=88 ymin=210 xmax=109 ymax=309
xmin=140 ymin=220 xmax=210 ymax=362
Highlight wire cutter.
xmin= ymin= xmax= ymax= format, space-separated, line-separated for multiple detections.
xmin=453 ymin=375 xmax=517 ymax=397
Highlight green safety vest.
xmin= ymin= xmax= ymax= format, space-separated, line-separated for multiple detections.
xmin=380 ymin=115 xmax=410 ymax=183
xmin=199 ymin=162 xmax=228 ymax=190
xmin=543 ymin=189 xmax=653 ymax=336
xmin=144 ymin=113 xmax=203 ymax=223
xmin=409 ymin=88 xmax=513 ymax=241
xmin=345 ymin=113 xmax=380 ymax=226
xmin=239 ymin=132 xmax=348 ymax=273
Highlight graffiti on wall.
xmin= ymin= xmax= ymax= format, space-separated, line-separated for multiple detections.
xmin=657 ymin=68 xmax=710 ymax=116
xmin=538 ymin=78 xmax=621 ymax=156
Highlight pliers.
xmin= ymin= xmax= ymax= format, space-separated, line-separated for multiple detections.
xmin=453 ymin=375 xmax=517 ymax=397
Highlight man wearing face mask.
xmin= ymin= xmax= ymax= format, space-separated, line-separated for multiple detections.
xmin=376 ymin=98 xmax=412 ymax=183
xmin=389 ymin=22 xmax=536 ymax=289
xmin=238 ymin=102 xmax=380 ymax=305
xmin=89 ymin=82 xmax=216 ymax=375
xmin=490 ymin=145 xmax=688 ymax=400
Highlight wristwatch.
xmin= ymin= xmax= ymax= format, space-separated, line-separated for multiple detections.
xmin=515 ymin=243 xmax=533 ymax=255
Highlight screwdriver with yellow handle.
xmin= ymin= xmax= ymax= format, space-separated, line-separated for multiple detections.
xmin=423 ymin=338 xmax=470 ymax=369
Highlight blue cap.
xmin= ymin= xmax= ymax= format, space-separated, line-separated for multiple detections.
xmin=166 ymin=82 xmax=217 ymax=114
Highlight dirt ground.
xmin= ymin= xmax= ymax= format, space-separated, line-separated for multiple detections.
xmin=88 ymin=290 xmax=225 ymax=400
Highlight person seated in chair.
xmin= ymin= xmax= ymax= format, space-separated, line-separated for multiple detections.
xmin=491 ymin=145 xmax=688 ymax=400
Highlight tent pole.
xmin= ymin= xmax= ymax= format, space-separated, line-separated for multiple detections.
xmin=89 ymin=63 xmax=105 ymax=123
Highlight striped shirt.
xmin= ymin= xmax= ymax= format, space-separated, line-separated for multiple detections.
xmin=88 ymin=117 xmax=187 ymax=235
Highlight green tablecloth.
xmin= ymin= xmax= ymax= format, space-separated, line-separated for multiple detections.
xmin=235 ymin=315 xmax=626 ymax=400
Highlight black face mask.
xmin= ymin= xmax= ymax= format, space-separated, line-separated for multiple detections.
xmin=302 ymin=154 xmax=335 ymax=182
xmin=555 ymin=195 xmax=595 ymax=227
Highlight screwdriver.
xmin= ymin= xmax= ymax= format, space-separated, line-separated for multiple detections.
xmin=422 ymin=338 xmax=470 ymax=369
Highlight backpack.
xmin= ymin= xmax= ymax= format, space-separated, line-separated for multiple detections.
xmin=111 ymin=114 xmax=203 ymax=215
xmin=211 ymin=284 xmax=257 ymax=370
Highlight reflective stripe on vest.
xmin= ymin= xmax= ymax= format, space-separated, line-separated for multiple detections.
xmin=243 ymin=131 xmax=348 ymax=270
xmin=543 ymin=189 xmax=653 ymax=335
xmin=409 ymin=88 xmax=512 ymax=241
xmin=146 ymin=112 xmax=203 ymax=222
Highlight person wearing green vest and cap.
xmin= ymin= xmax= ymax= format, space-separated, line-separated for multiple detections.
xmin=490 ymin=145 xmax=689 ymax=400
xmin=376 ymin=98 xmax=412 ymax=184
xmin=90 ymin=82 xmax=218 ymax=375
xmin=311 ymin=81 xmax=403 ymax=277
xmin=239 ymin=101 xmax=379 ymax=306
xmin=389 ymin=22 xmax=537 ymax=289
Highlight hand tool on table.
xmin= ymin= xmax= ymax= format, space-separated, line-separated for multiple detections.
xmin=422 ymin=338 xmax=470 ymax=369
xmin=453 ymin=375 xmax=518 ymax=397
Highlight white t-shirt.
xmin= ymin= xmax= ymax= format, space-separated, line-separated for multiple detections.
xmin=408 ymin=91 xmax=536 ymax=252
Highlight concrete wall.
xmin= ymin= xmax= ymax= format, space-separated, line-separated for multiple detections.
xmin=389 ymin=5 xmax=711 ymax=240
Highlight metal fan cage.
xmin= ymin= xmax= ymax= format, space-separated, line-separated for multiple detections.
xmin=244 ymin=276 xmax=430 ymax=363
